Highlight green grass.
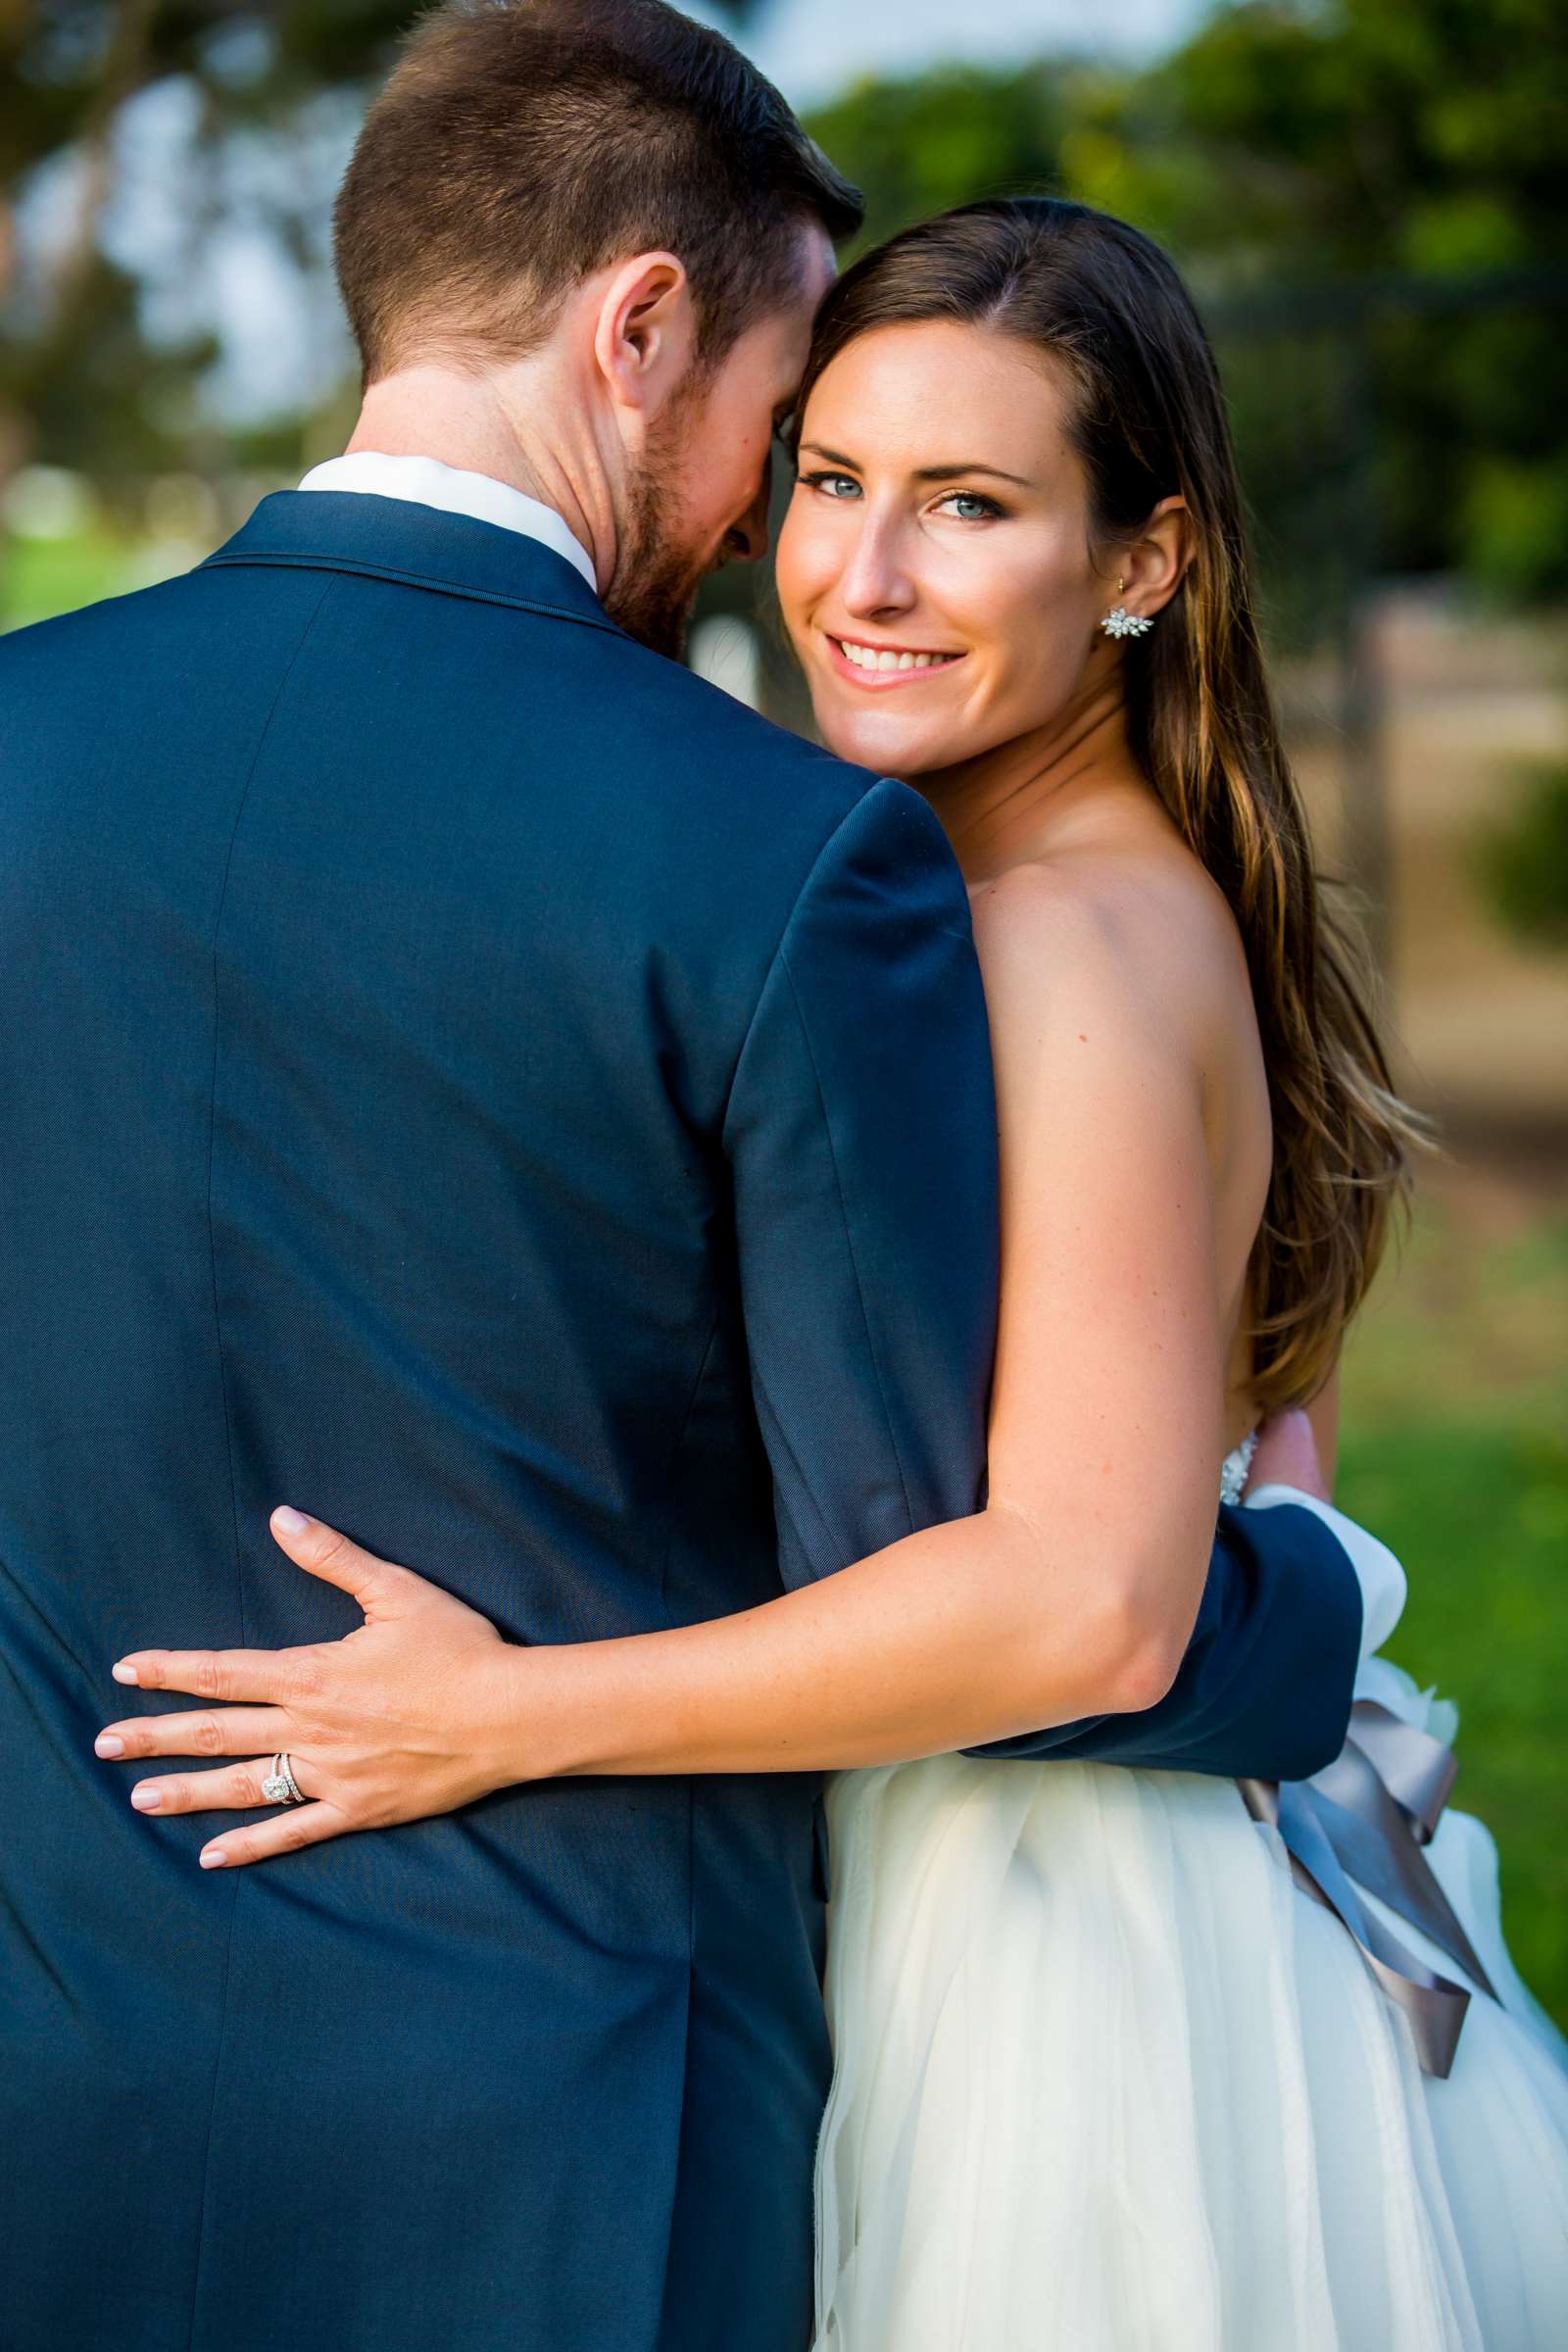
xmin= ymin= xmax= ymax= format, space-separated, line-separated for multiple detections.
xmin=1 ymin=525 xmax=155 ymax=633
xmin=1337 ymin=1189 xmax=1568 ymax=2026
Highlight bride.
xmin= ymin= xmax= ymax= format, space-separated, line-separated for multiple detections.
xmin=770 ymin=196 xmax=1568 ymax=2349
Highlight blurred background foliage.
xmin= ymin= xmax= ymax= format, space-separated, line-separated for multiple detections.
xmin=811 ymin=0 xmax=1568 ymax=605
xmin=5 ymin=0 xmax=1565 ymax=596
xmin=1480 ymin=760 xmax=1568 ymax=949
xmin=3 ymin=0 xmax=1566 ymax=2020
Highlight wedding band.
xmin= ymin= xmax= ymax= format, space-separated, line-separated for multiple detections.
xmin=261 ymin=1751 xmax=306 ymax=1806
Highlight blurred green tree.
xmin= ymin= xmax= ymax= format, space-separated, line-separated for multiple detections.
xmin=1047 ymin=0 xmax=1568 ymax=598
xmin=1480 ymin=760 xmax=1568 ymax=947
xmin=1 ymin=3 xmax=420 ymax=500
xmin=804 ymin=60 xmax=1078 ymax=251
xmin=806 ymin=2 xmax=1568 ymax=599
xmin=0 ymin=1 xmax=766 ymax=489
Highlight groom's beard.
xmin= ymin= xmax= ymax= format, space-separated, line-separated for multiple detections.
xmin=601 ymin=408 xmax=711 ymax=662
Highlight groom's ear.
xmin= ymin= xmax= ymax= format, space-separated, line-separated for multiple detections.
xmin=593 ymin=250 xmax=698 ymax=420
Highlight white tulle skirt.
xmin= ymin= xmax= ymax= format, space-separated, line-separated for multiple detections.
xmin=812 ymin=1656 xmax=1568 ymax=2350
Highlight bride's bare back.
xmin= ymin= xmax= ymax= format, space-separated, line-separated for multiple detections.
xmin=967 ymin=790 xmax=1274 ymax=1474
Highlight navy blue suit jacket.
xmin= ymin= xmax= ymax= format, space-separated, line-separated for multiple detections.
xmin=0 ymin=493 xmax=1361 ymax=2351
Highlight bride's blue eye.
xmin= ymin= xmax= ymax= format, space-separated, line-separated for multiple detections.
xmin=935 ymin=490 xmax=1004 ymax=522
xmin=800 ymin=470 xmax=862 ymax=501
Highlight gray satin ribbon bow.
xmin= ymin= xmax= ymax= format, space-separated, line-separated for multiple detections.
xmin=1239 ymin=1699 xmax=1498 ymax=2079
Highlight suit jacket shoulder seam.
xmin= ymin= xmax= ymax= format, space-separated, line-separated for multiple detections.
xmin=717 ymin=774 xmax=901 ymax=1148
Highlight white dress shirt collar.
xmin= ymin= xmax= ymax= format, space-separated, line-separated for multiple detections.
xmin=297 ymin=451 xmax=598 ymax=593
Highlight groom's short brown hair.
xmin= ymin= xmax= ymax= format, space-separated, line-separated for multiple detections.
xmin=334 ymin=0 xmax=862 ymax=385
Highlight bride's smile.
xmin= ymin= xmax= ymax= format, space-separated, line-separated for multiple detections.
xmin=823 ymin=633 xmax=966 ymax=682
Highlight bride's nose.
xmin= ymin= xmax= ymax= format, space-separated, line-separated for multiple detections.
xmin=837 ymin=513 xmax=917 ymax=620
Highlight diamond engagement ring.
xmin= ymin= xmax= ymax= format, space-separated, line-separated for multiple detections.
xmin=261 ymin=1752 xmax=306 ymax=1805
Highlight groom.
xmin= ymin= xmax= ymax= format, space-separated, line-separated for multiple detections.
xmin=0 ymin=5 xmax=1393 ymax=2348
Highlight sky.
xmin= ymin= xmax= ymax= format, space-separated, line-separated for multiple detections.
xmin=735 ymin=0 xmax=1203 ymax=107
xmin=22 ymin=0 xmax=1207 ymax=428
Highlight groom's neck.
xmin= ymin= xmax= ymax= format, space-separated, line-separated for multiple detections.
xmin=343 ymin=361 xmax=617 ymax=586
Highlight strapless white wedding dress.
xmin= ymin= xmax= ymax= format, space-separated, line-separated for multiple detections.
xmin=812 ymin=1446 xmax=1568 ymax=2349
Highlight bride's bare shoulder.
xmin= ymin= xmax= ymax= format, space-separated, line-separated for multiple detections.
xmin=967 ymin=836 xmax=1252 ymax=1062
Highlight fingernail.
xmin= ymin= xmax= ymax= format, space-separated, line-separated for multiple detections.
xmin=273 ymin=1506 xmax=311 ymax=1538
xmin=112 ymin=1662 xmax=139 ymax=1685
xmin=200 ymin=1848 xmax=228 ymax=1869
xmin=95 ymin=1735 xmax=125 ymax=1758
xmin=130 ymin=1785 xmax=162 ymax=1810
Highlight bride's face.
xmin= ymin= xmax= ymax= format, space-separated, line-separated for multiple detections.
xmin=776 ymin=319 xmax=1114 ymax=778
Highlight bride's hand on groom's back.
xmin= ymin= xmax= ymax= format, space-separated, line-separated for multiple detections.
xmin=94 ymin=1511 xmax=532 ymax=1870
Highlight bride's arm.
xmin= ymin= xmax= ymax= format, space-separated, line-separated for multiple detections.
xmin=490 ymin=867 xmax=1246 ymax=1777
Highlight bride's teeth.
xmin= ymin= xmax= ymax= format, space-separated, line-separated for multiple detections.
xmin=836 ymin=638 xmax=959 ymax=672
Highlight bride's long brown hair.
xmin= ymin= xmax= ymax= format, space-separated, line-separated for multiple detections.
xmin=795 ymin=196 xmax=1424 ymax=1409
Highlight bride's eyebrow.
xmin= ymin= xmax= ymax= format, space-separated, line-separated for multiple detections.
xmin=798 ymin=442 xmax=1034 ymax=489
xmin=912 ymin=462 xmax=1034 ymax=488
